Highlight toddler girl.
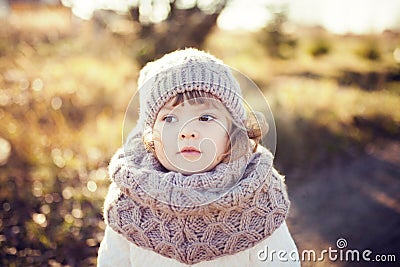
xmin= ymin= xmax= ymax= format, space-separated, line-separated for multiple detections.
xmin=98 ymin=48 xmax=299 ymax=266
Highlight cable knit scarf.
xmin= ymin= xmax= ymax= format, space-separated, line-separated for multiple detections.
xmin=103 ymin=135 xmax=290 ymax=265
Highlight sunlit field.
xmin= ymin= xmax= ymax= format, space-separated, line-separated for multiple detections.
xmin=206 ymin=26 xmax=400 ymax=176
xmin=1 ymin=5 xmax=399 ymax=267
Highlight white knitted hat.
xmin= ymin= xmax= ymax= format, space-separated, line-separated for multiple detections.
xmin=136 ymin=48 xmax=246 ymax=131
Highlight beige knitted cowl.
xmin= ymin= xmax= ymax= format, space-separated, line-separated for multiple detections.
xmin=103 ymin=130 xmax=290 ymax=265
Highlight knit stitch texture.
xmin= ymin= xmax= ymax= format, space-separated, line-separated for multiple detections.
xmin=104 ymin=133 xmax=290 ymax=265
xmin=103 ymin=48 xmax=290 ymax=265
xmin=129 ymin=48 xmax=247 ymax=139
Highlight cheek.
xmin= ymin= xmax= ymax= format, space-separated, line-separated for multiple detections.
xmin=152 ymin=126 xmax=177 ymax=155
xmin=206 ymin=126 xmax=229 ymax=154
xmin=217 ymin=133 xmax=229 ymax=154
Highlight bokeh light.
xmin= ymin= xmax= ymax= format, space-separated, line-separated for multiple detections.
xmin=0 ymin=1 xmax=399 ymax=266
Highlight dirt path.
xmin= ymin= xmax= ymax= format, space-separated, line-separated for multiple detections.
xmin=286 ymin=140 xmax=400 ymax=266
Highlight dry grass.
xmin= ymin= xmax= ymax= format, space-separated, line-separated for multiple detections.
xmin=205 ymin=28 xmax=400 ymax=172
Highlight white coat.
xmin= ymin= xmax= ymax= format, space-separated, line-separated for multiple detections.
xmin=97 ymin=221 xmax=300 ymax=267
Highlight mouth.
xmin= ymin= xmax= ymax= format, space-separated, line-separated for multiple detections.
xmin=179 ymin=146 xmax=201 ymax=157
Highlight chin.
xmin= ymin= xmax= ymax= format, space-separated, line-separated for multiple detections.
xmin=161 ymin=159 xmax=220 ymax=175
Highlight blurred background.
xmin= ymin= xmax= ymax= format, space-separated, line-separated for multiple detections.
xmin=0 ymin=0 xmax=399 ymax=266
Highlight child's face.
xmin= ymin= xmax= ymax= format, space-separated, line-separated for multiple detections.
xmin=152 ymin=98 xmax=230 ymax=175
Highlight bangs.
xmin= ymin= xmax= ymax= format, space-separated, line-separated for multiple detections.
xmin=171 ymin=91 xmax=221 ymax=107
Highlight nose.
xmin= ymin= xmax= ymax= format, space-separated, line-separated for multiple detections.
xmin=180 ymin=128 xmax=198 ymax=140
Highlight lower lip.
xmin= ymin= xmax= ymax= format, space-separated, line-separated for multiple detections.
xmin=180 ymin=151 xmax=201 ymax=158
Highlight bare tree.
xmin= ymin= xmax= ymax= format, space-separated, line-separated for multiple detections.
xmin=129 ymin=0 xmax=228 ymax=66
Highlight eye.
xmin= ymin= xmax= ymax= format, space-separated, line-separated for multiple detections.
xmin=162 ymin=115 xmax=177 ymax=123
xmin=199 ymin=114 xmax=215 ymax=122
